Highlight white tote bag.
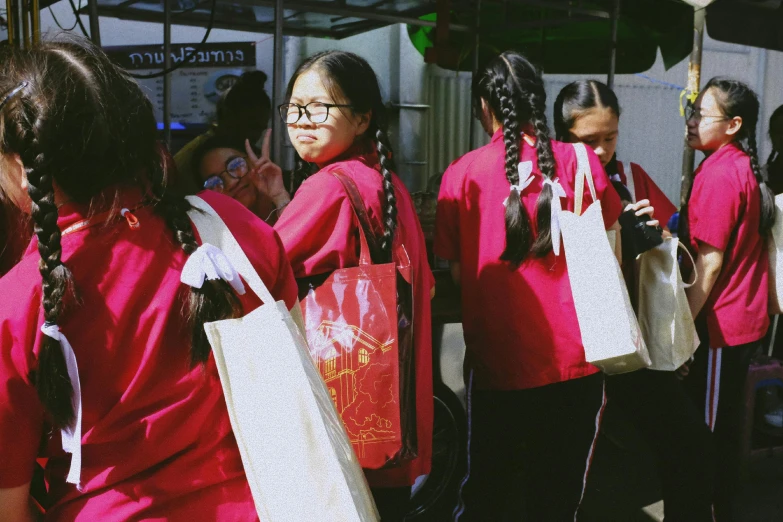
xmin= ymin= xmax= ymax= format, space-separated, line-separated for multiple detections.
xmin=637 ymin=237 xmax=700 ymax=371
xmin=185 ymin=196 xmax=379 ymax=522
xmin=559 ymin=143 xmax=651 ymax=374
xmin=768 ymin=194 xmax=783 ymax=314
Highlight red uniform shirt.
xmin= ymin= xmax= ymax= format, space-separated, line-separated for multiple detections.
xmin=0 ymin=188 xmax=297 ymax=520
xmin=617 ymin=161 xmax=678 ymax=228
xmin=434 ymin=129 xmax=624 ymax=390
xmin=275 ymin=150 xmax=435 ymax=488
xmin=687 ymin=142 xmax=769 ymax=347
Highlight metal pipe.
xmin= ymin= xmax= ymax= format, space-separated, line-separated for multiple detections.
xmin=163 ymin=0 xmax=172 ymax=146
xmin=21 ymin=0 xmax=30 ymax=48
xmin=272 ymin=0 xmax=284 ymax=162
xmin=6 ymin=0 xmax=15 ymax=45
xmin=31 ymin=0 xmax=40 ymax=45
xmin=469 ymin=0 xmax=481 ymax=150
xmin=679 ymin=7 xmax=706 ymax=207
xmin=87 ymin=0 xmax=102 ymax=45
xmin=607 ymin=0 xmax=620 ymax=89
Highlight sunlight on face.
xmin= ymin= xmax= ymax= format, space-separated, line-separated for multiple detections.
xmin=567 ymin=107 xmax=619 ymax=167
xmin=286 ymin=68 xmax=367 ymax=167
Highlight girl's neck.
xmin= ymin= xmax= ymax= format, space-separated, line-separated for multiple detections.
xmin=703 ymin=139 xmax=736 ymax=158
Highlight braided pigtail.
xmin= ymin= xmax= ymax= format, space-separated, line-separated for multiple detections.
xmin=495 ymin=77 xmax=533 ymax=265
xmin=746 ymin=129 xmax=776 ymax=234
xmin=25 ymin=150 xmax=76 ymax=428
xmin=149 ymin=159 xmax=242 ymax=366
xmin=374 ymin=127 xmax=398 ymax=261
xmin=529 ymin=101 xmax=558 ymax=257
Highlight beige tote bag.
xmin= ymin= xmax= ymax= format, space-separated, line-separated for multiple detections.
xmin=559 ymin=143 xmax=651 ymax=374
xmin=637 ymin=237 xmax=700 ymax=371
xmin=768 ymin=194 xmax=783 ymax=314
xmin=185 ymin=196 xmax=379 ymax=522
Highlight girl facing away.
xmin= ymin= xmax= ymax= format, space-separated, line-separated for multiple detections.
xmin=680 ymin=77 xmax=775 ymax=522
xmin=0 ymin=37 xmax=299 ymax=520
xmin=252 ymin=51 xmax=434 ymax=522
xmin=555 ymin=79 xmax=715 ymax=522
xmin=434 ymin=50 xmax=625 ymax=521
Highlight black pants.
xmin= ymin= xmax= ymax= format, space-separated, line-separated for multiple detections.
xmin=685 ymin=341 xmax=760 ymax=522
xmin=371 ymin=486 xmax=412 ymax=522
xmin=606 ymin=369 xmax=715 ymax=522
xmin=455 ymin=373 xmax=605 ymax=522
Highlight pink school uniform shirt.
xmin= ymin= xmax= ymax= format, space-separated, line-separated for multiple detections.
xmin=0 ymin=188 xmax=297 ymax=520
xmin=434 ymin=130 xmax=624 ymax=390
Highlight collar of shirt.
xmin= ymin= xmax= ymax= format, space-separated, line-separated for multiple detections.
xmin=24 ymin=185 xmax=148 ymax=256
xmin=698 ymin=141 xmax=743 ymax=174
xmin=490 ymin=128 xmax=536 ymax=147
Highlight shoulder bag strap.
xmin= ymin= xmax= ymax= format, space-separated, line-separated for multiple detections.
xmin=572 ymin=142 xmax=598 ymax=217
xmin=331 ymin=171 xmax=383 ymax=264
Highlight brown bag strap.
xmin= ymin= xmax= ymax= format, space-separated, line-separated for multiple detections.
xmin=332 ymin=171 xmax=383 ymax=263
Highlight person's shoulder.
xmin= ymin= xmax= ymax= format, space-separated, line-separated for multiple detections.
xmin=196 ymin=190 xmax=278 ymax=242
xmin=0 ymin=252 xmax=40 ymax=318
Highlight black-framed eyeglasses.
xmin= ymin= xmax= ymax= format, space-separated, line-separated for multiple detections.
xmin=202 ymin=156 xmax=249 ymax=192
xmin=278 ymin=102 xmax=354 ymax=124
xmin=684 ymin=103 xmax=727 ymax=123
xmin=0 ymin=81 xmax=28 ymax=112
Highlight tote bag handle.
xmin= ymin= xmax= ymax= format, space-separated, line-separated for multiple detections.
xmin=572 ymin=142 xmax=598 ymax=217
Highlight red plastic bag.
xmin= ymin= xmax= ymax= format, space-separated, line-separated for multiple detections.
xmin=301 ymin=172 xmax=417 ymax=470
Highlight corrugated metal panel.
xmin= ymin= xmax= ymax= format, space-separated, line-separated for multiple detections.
xmin=425 ymin=66 xmax=490 ymax=186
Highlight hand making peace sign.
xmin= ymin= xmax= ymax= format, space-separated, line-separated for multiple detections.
xmin=246 ymin=129 xmax=291 ymax=209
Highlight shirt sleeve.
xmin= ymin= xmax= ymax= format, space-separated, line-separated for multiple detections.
xmin=0 ymin=276 xmax=45 ymax=488
xmin=633 ymin=163 xmax=678 ymax=228
xmin=275 ymin=174 xmax=358 ymax=278
xmin=433 ymin=164 xmax=464 ymax=261
xmin=586 ymin=148 xmax=624 ymax=229
xmin=689 ymin=168 xmax=741 ymax=252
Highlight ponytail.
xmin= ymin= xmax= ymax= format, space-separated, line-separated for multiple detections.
xmin=494 ymin=77 xmax=533 ymax=265
xmin=529 ymin=101 xmax=558 ymax=257
xmin=374 ymin=127 xmax=398 ymax=261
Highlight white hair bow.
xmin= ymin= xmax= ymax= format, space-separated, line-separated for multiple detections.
xmin=40 ymin=323 xmax=83 ymax=490
xmin=181 ymin=243 xmax=246 ymax=295
xmin=503 ymin=161 xmax=535 ymax=208
xmin=542 ymin=177 xmax=567 ymax=256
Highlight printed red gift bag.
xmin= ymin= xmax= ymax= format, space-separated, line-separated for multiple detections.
xmin=301 ymin=172 xmax=417 ymax=470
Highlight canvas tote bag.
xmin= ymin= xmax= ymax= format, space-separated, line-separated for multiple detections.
xmin=185 ymin=195 xmax=379 ymax=522
xmin=637 ymin=237 xmax=700 ymax=371
xmin=559 ymin=143 xmax=651 ymax=374
xmin=300 ymin=172 xmax=417 ymax=471
xmin=768 ymin=194 xmax=783 ymax=314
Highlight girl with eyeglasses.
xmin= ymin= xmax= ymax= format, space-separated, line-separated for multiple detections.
xmin=191 ymin=132 xmax=283 ymax=221
xmin=554 ymin=80 xmax=715 ymax=522
xmin=252 ymin=50 xmax=434 ymax=522
xmin=0 ymin=38 xmax=299 ymax=520
xmin=680 ymin=77 xmax=775 ymax=521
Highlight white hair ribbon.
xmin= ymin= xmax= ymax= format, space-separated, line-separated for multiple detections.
xmin=609 ymin=174 xmax=622 ymax=183
xmin=40 ymin=323 xmax=83 ymax=490
xmin=542 ymin=177 xmax=567 ymax=256
xmin=181 ymin=243 xmax=246 ymax=295
xmin=503 ymin=161 xmax=536 ymax=208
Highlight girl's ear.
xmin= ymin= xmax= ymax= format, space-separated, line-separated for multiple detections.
xmin=354 ymin=110 xmax=372 ymax=137
xmin=726 ymin=115 xmax=743 ymax=137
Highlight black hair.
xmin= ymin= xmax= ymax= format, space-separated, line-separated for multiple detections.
xmin=680 ymin=77 xmax=775 ymax=245
xmin=285 ymin=51 xmax=398 ymax=260
xmin=0 ymin=36 xmax=241 ymax=428
xmin=472 ymin=50 xmax=556 ymax=264
xmin=553 ymin=80 xmax=631 ymax=204
xmin=217 ymin=70 xmax=271 ymax=146
xmin=190 ymin=133 xmax=250 ymax=187
xmin=768 ymin=104 xmax=783 ymax=166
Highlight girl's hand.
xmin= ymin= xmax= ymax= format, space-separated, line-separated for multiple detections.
xmin=246 ymin=130 xmax=290 ymax=208
xmin=625 ymin=198 xmax=660 ymax=228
